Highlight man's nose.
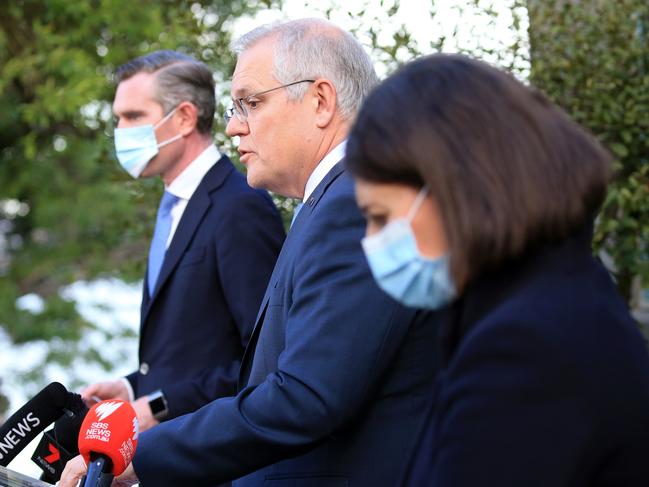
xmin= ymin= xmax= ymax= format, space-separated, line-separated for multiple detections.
xmin=225 ymin=116 xmax=250 ymax=137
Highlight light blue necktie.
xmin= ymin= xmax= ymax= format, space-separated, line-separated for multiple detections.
xmin=148 ymin=191 xmax=179 ymax=295
xmin=290 ymin=202 xmax=304 ymax=228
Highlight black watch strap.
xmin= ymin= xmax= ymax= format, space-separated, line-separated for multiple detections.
xmin=148 ymin=390 xmax=169 ymax=421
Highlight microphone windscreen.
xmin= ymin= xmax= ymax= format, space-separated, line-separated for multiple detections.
xmin=78 ymin=400 xmax=139 ymax=476
xmin=54 ymin=393 xmax=89 ymax=452
xmin=0 ymin=382 xmax=69 ymax=467
xmin=30 ymin=392 xmax=89 ymax=481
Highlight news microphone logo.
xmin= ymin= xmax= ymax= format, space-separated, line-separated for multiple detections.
xmin=94 ymin=402 xmax=122 ymax=422
xmin=43 ymin=443 xmax=60 ymax=464
xmin=32 ymin=432 xmax=72 ymax=477
xmin=0 ymin=412 xmax=41 ymax=462
xmin=79 ymin=399 xmax=138 ymax=476
xmin=132 ymin=415 xmax=139 ymax=441
xmin=0 ymin=382 xmax=69 ymax=467
xmin=31 ymin=391 xmax=89 ymax=482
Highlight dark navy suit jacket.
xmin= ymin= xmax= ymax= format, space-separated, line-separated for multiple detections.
xmin=403 ymin=227 xmax=649 ymax=486
xmin=133 ymin=162 xmax=439 ymax=486
xmin=126 ymin=155 xmax=285 ymax=420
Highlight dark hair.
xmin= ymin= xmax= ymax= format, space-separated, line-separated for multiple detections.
xmin=115 ymin=50 xmax=215 ymax=134
xmin=346 ymin=54 xmax=611 ymax=286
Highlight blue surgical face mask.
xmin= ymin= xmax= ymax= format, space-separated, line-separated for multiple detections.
xmin=361 ymin=186 xmax=456 ymax=310
xmin=113 ymin=108 xmax=182 ymax=178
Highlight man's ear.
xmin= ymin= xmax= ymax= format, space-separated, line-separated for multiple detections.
xmin=176 ymin=102 xmax=199 ymax=136
xmin=312 ymin=79 xmax=338 ymax=128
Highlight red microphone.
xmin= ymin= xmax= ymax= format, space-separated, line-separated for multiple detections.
xmin=78 ymin=400 xmax=139 ymax=487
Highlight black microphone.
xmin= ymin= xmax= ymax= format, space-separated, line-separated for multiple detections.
xmin=31 ymin=392 xmax=89 ymax=482
xmin=0 ymin=382 xmax=69 ymax=467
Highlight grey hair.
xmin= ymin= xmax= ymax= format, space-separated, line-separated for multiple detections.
xmin=231 ymin=19 xmax=378 ymax=120
xmin=115 ymin=50 xmax=215 ymax=134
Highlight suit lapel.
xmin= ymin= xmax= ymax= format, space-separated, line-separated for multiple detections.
xmin=141 ymin=156 xmax=234 ymax=326
xmin=289 ymin=162 xmax=345 ymax=233
xmin=238 ymin=161 xmax=347 ymax=388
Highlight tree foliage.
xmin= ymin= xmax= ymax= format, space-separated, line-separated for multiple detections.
xmin=527 ymin=0 xmax=649 ymax=301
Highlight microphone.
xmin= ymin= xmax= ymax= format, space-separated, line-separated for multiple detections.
xmin=31 ymin=392 xmax=89 ymax=482
xmin=0 ymin=382 xmax=69 ymax=467
xmin=78 ymin=400 xmax=139 ymax=487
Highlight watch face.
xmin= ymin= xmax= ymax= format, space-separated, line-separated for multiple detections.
xmin=148 ymin=391 xmax=168 ymax=420
xmin=149 ymin=395 xmax=166 ymax=415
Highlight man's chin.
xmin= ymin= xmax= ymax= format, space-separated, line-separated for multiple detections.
xmin=139 ymin=161 xmax=157 ymax=179
xmin=245 ymin=168 xmax=264 ymax=190
xmin=246 ymin=177 xmax=264 ymax=190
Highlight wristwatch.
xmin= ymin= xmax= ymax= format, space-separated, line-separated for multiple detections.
xmin=147 ymin=390 xmax=169 ymax=421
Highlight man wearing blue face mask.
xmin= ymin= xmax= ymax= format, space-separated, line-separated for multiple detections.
xmin=114 ymin=106 xmax=182 ymax=178
xmin=80 ymin=50 xmax=285 ymax=435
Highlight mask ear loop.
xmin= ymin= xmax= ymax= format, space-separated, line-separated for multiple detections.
xmin=157 ymin=134 xmax=182 ymax=148
xmin=153 ymin=107 xmax=177 ymax=130
xmin=406 ymin=186 xmax=430 ymax=223
xmin=153 ymin=107 xmax=183 ymax=148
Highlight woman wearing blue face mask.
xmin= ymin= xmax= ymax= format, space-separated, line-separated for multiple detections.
xmin=346 ymin=54 xmax=649 ymax=486
xmin=359 ymin=184 xmax=456 ymax=310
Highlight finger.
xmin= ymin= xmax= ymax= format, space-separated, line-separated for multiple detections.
xmin=60 ymin=458 xmax=86 ymax=487
xmin=80 ymin=383 xmax=101 ymax=399
xmin=113 ymin=463 xmax=138 ymax=486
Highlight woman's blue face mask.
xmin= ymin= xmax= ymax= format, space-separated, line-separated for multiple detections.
xmin=361 ymin=186 xmax=456 ymax=310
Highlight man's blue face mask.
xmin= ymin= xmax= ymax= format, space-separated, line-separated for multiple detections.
xmin=361 ymin=186 xmax=456 ymax=310
xmin=113 ymin=108 xmax=182 ymax=178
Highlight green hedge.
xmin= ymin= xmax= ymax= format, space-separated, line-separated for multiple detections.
xmin=528 ymin=0 xmax=649 ymax=301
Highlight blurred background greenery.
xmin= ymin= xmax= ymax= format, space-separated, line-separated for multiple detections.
xmin=0 ymin=0 xmax=647 ymax=416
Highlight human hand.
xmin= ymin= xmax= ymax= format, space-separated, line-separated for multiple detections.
xmin=60 ymin=454 xmax=139 ymax=487
xmin=59 ymin=454 xmax=86 ymax=487
xmin=113 ymin=461 xmax=139 ymax=486
xmin=132 ymin=396 xmax=160 ymax=432
xmin=81 ymin=380 xmax=129 ymax=407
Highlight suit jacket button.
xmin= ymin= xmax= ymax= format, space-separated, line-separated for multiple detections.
xmin=139 ymin=362 xmax=150 ymax=375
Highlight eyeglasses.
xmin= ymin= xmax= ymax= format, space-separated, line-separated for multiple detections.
xmin=224 ymin=79 xmax=315 ymax=124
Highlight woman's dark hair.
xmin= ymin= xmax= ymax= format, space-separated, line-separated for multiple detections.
xmin=346 ymin=54 xmax=611 ymax=286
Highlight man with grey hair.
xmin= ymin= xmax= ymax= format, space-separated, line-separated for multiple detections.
xmin=79 ymin=50 xmax=284 ymax=433
xmin=61 ymin=21 xmax=438 ymax=487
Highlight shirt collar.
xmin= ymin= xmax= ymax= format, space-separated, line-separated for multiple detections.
xmin=166 ymin=144 xmax=222 ymax=200
xmin=302 ymin=140 xmax=347 ymax=203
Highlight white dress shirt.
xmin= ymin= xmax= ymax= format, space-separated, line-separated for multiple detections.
xmin=164 ymin=144 xmax=222 ymax=247
xmin=302 ymin=140 xmax=347 ymax=203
